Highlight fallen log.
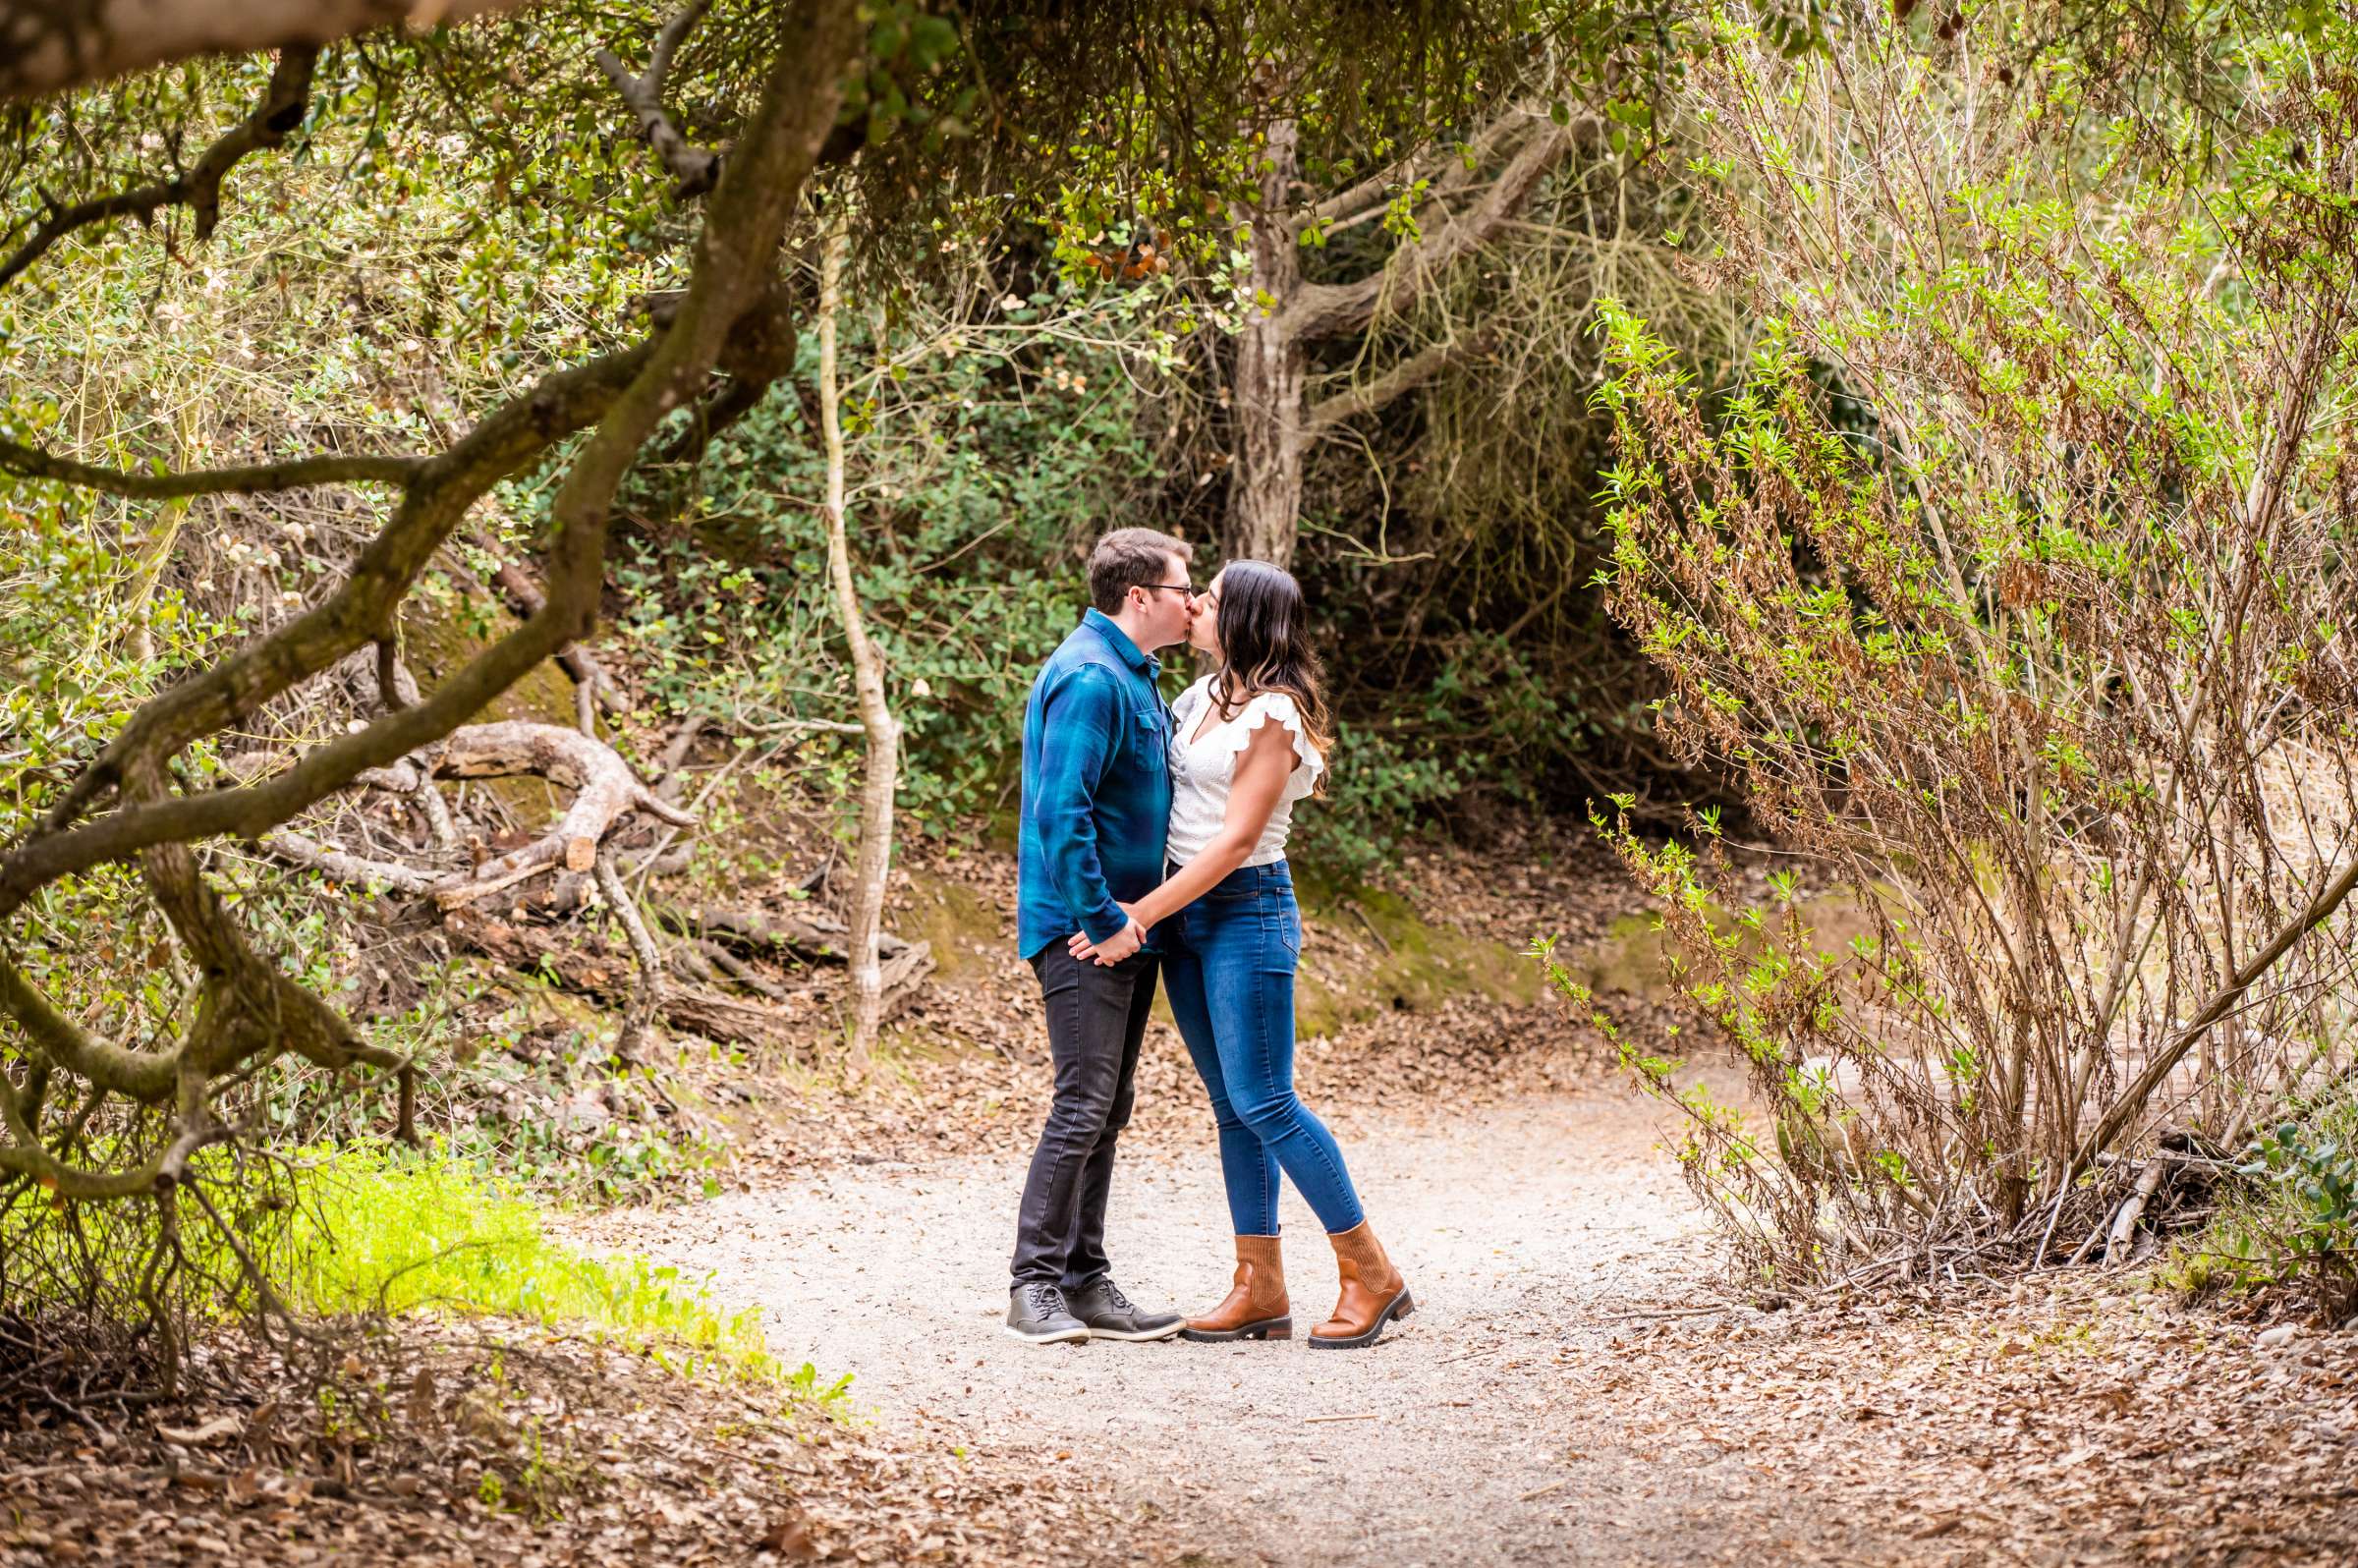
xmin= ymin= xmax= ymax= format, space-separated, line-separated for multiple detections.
xmin=444 ymin=905 xmax=798 ymax=1050
xmin=2103 ymin=1152 xmax=2181 ymax=1266
xmin=254 ymin=720 xmax=692 ymax=907
xmin=696 ymin=937 xmax=790 ymax=1001
xmin=431 ymin=722 xmax=694 ymax=905
xmin=657 ymin=903 xmax=908 ymax=962
xmin=877 ymin=938 xmax=936 ymax=1022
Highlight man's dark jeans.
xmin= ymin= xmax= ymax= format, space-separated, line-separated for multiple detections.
xmin=1010 ymin=943 xmax=1157 ymax=1290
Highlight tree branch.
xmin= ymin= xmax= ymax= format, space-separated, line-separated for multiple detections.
xmin=24 ymin=338 xmax=658 ymax=846
xmin=1 ymin=1 xmax=859 ymax=922
xmin=593 ymin=843 xmax=665 ymax=1056
xmin=596 ymin=0 xmax=721 ymax=197
xmin=1284 ymin=115 xmax=1574 ymax=343
xmin=0 ymin=436 xmax=421 ymax=498
xmin=1305 ymin=334 xmax=1488 ymax=429
xmin=0 ymin=2 xmax=531 ymax=101
xmin=1297 ymin=106 xmax=1540 ymax=233
xmin=0 ymin=954 xmax=181 ymax=1103
xmin=2070 ymin=849 xmax=2358 ymax=1173
xmin=258 ymin=829 xmax=435 ymax=893
xmin=0 ymin=45 xmax=317 ymax=289
xmin=425 ymin=720 xmax=695 ymax=906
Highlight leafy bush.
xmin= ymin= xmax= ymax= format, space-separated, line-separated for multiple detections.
xmin=2172 ymin=1101 xmax=2358 ymax=1321
xmin=589 ymin=314 xmax=1170 ymax=841
xmin=2241 ymin=1121 xmax=2358 ymax=1265
xmin=1569 ymin=5 xmax=2358 ymax=1290
xmin=1293 ymin=718 xmax=1471 ymax=880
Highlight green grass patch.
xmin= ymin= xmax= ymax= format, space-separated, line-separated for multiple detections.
xmin=279 ymin=1142 xmax=827 ymax=1392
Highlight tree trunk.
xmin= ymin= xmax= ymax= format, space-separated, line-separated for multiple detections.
xmin=1225 ymin=119 xmax=1308 ymax=570
xmin=1218 ymin=109 xmax=1573 ymax=570
xmin=817 ymin=202 xmax=902 ymax=1075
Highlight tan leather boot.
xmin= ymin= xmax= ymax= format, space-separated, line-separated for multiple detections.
xmin=1308 ymin=1220 xmax=1413 ymax=1349
xmin=1180 ymin=1234 xmax=1290 ymax=1342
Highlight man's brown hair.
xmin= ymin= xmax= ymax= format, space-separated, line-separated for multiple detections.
xmin=1087 ymin=527 xmax=1194 ymax=614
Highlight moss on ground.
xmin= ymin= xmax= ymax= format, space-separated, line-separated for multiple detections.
xmin=399 ymin=583 xmax=578 ymax=728
xmin=398 ymin=579 xmax=584 ymax=823
xmin=1292 ymin=882 xmax=1545 ymax=1039
xmin=1555 ymin=889 xmax=1883 ymax=1002
xmin=900 ymin=873 xmax=1004 ymax=985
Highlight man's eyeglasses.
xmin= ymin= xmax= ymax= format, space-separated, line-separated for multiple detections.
xmin=1142 ymin=582 xmax=1200 ymax=599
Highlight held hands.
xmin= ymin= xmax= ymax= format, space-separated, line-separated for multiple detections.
xmin=1068 ymin=904 xmax=1147 ymax=966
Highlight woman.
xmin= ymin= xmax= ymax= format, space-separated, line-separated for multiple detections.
xmin=1070 ymin=560 xmax=1412 ymax=1349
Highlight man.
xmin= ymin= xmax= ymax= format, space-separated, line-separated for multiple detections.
xmin=1005 ymin=527 xmax=1196 ymax=1345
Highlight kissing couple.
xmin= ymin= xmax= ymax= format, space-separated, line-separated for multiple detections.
xmin=1004 ymin=526 xmax=1413 ymax=1351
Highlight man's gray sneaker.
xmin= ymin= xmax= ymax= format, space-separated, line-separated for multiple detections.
xmin=1005 ymin=1282 xmax=1089 ymax=1345
xmin=1065 ymin=1277 xmax=1184 ymax=1341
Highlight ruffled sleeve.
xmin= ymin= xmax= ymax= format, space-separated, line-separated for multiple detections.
xmin=1224 ymin=691 xmax=1325 ymax=788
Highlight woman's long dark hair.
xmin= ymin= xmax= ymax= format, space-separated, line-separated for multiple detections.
xmin=1209 ymin=560 xmax=1335 ymax=786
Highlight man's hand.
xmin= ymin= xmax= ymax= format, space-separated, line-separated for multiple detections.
xmin=1068 ymin=916 xmax=1146 ymax=966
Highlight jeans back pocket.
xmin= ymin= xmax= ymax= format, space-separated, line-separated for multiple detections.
xmin=1266 ymin=895 xmax=1303 ymax=957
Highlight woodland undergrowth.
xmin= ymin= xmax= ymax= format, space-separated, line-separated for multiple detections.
xmin=1544 ymin=2 xmax=2358 ymax=1313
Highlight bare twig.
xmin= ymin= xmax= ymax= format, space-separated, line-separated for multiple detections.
xmin=596 ymin=1 xmax=721 ymax=196
xmin=0 ymin=47 xmax=320 ymax=289
xmin=593 ymin=845 xmax=666 ymax=1058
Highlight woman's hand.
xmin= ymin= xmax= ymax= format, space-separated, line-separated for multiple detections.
xmin=1068 ymin=903 xmax=1147 ymax=964
xmin=1071 ymin=724 xmax=1297 ymax=964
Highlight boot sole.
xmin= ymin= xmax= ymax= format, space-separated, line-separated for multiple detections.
xmin=1083 ymin=1320 xmax=1187 ymax=1342
xmin=1307 ymin=1290 xmax=1414 ymax=1350
xmin=1180 ymin=1316 xmax=1292 ymax=1343
xmin=1002 ymin=1322 xmax=1090 ymax=1345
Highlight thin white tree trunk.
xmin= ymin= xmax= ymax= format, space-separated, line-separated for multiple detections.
xmin=817 ymin=201 xmax=901 ymax=1074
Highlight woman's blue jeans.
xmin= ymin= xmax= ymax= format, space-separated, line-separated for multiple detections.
xmin=1161 ymin=860 xmax=1366 ymax=1237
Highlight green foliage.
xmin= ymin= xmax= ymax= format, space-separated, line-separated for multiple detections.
xmin=2248 ymin=1115 xmax=2357 ymax=1213
xmin=275 ymin=1142 xmax=816 ymax=1385
xmin=1293 ymin=719 xmax=1470 ymax=879
xmin=2172 ymin=1102 xmax=2358 ymax=1319
xmin=2240 ymin=1119 xmax=2358 ymax=1272
xmin=604 ymin=309 xmax=1167 ymax=839
xmin=1568 ymin=0 xmax=2358 ymax=1290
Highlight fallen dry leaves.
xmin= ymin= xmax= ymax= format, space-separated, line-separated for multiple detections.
xmin=0 ymin=1316 xmax=1178 ymax=1568
xmin=1548 ymin=1279 xmax=2358 ymax=1565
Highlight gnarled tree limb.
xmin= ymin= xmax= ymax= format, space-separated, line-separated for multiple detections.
xmin=258 ymin=719 xmax=694 ymax=905
xmin=592 ymin=844 xmax=665 ymax=1056
xmin=0 ymin=954 xmax=180 ymax=1103
xmin=1283 ymin=113 xmax=1571 ymax=341
xmin=0 ymin=45 xmax=318 ymax=289
xmin=596 ymin=0 xmax=721 ymax=197
xmin=1305 ymin=334 xmax=1488 ymax=429
xmin=21 ymin=337 xmax=658 ymax=852
xmin=0 ymin=2 xmax=863 ymax=1207
xmin=428 ymin=721 xmax=694 ymax=905
xmin=0 ymin=437 xmax=421 ymax=497
xmin=0 ymin=1 xmax=531 ymax=101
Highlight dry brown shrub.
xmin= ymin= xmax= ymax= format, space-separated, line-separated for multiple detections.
xmin=1544 ymin=5 xmax=2358 ymax=1292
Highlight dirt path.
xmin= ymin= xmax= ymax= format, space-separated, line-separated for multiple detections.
xmin=592 ymin=1069 xmax=2358 ymax=1567
xmin=591 ymin=1076 xmax=1784 ymax=1566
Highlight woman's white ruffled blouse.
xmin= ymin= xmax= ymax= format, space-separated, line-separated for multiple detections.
xmin=1163 ymin=673 xmax=1324 ymax=868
